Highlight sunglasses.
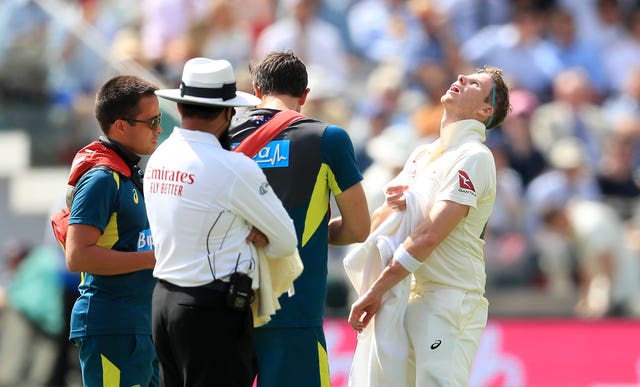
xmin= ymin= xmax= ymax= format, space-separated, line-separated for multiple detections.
xmin=122 ymin=113 xmax=162 ymax=130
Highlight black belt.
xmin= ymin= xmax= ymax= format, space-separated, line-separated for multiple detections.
xmin=159 ymin=279 xmax=228 ymax=293
xmin=201 ymin=279 xmax=228 ymax=292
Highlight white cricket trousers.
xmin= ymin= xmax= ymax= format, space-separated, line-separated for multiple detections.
xmin=405 ymin=286 xmax=488 ymax=387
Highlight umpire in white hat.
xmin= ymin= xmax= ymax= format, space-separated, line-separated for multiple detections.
xmin=144 ymin=58 xmax=298 ymax=387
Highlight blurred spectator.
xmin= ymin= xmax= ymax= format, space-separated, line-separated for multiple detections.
xmin=360 ymin=125 xmax=418 ymax=214
xmin=560 ymin=0 xmax=628 ymax=56
xmin=486 ymin=131 xmax=526 ymax=237
xmin=239 ymin=0 xmax=277 ymax=46
xmin=576 ymin=0 xmax=630 ymax=63
xmin=3 ymin=0 xmax=640 ymax=325
xmin=0 ymin=239 xmax=31 ymax=310
xmin=541 ymin=199 xmax=640 ymax=318
xmin=47 ymin=0 xmax=125 ymax=105
xmin=545 ymin=5 xmax=610 ymax=98
xmin=409 ymin=62 xmax=451 ymax=144
xmin=255 ymin=0 xmax=348 ymax=89
xmin=404 ymin=0 xmax=471 ymax=91
xmin=347 ymin=61 xmax=415 ymax=172
xmin=483 ymin=131 xmax=535 ymax=287
xmin=430 ymin=0 xmax=512 ymax=44
xmin=195 ymin=0 xmax=253 ymax=69
xmin=46 ymin=0 xmax=127 ymax=163
xmin=525 ymin=137 xmax=601 ymax=294
xmin=301 ymin=64 xmax=352 ymax=128
xmin=45 ymin=200 xmax=82 ymax=387
xmin=530 ymin=68 xmax=609 ymax=168
xmin=0 ymin=243 xmax=63 ymax=386
xmin=0 ymin=0 xmax=53 ymax=165
xmin=156 ymin=30 xmax=201 ymax=86
xmin=140 ymin=0 xmax=208 ymax=76
xmin=500 ymin=89 xmax=547 ymax=187
xmin=603 ymin=65 xmax=640 ymax=125
xmin=596 ymin=120 xmax=640 ymax=221
xmin=0 ymin=0 xmax=49 ymax=101
xmin=461 ymin=4 xmax=561 ymax=99
xmin=346 ymin=0 xmax=422 ymax=66
xmin=601 ymin=8 xmax=640 ymax=97
xmin=110 ymin=27 xmax=147 ymax=69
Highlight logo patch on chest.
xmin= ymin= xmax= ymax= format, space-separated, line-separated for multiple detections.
xmin=253 ymin=140 xmax=290 ymax=168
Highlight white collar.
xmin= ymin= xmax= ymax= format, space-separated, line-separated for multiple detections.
xmin=172 ymin=127 xmax=222 ymax=148
xmin=439 ymin=119 xmax=486 ymax=149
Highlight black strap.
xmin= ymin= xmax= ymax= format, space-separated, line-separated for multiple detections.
xmin=130 ymin=164 xmax=144 ymax=195
xmin=97 ymin=137 xmax=144 ymax=195
xmin=180 ymin=82 xmax=237 ymax=101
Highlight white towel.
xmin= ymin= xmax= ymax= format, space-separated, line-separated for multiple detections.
xmin=252 ymin=247 xmax=303 ymax=327
xmin=343 ymin=191 xmax=422 ymax=387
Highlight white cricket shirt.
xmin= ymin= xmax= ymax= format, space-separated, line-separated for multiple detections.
xmin=392 ymin=119 xmax=496 ymax=294
xmin=144 ymin=127 xmax=298 ymax=287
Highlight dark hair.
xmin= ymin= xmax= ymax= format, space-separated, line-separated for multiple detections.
xmin=178 ymin=103 xmax=227 ymax=120
xmin=179 ymin=103 xmax=232 ymax=149
xmin=477 ymin=66 xmax=511 ymax=129
xmin=94 ymin=75 xmax=158 ymax=134
xmin=250 ymin=51 xmax=308 ymax=97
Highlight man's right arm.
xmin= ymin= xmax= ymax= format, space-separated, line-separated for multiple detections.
xmin=329 ymin=182 xmax=370 ymax=245
xmin=65 ymin=170 xmax=155 ymax=275
xmin=66 ymin=224 xmax=155 ymax=274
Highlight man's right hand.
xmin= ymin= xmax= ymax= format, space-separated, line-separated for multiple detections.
xmin=246 ymin=227 xmax=269 ymax=248
xmin=385 ymin=185 xmax=408 ymax=211
xmin=348 ymin=290 xmax=382 ymax=333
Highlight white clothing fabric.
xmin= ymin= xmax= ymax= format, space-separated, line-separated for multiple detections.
xmin=144 ymin=127 xmax=298 ymax=288
xmin=405 ymin=286 xmax=488 ymax=386
xmin=343 ymin=191 xmax=422 ymax=387
xmin=392 ymin=119 xmax=496 ymax=295
xmin=347 ymin=119 xmax=495 ymax=386
xmin=252 ymin=247 xmax=303 ymax=327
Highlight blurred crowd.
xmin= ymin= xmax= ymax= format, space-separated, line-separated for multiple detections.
xmin=3 ymin=2 xmax=640 ymax=373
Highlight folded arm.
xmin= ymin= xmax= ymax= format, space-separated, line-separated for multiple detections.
xmin=66 ymin=224 xmax=155 ymax=274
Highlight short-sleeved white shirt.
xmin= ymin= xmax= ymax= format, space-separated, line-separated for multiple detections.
xmin=391 ymin=119 xmax=496 ymax=294
xmin=144 ymin=127 xmax=297 ymax=287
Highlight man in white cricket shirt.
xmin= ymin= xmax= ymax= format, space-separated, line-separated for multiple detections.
xmin=348 ymin=66 xmax=511 ymax=386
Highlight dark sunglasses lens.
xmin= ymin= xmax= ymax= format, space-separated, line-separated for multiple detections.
xmin=151 ymin=116 xmax=161 ymax=130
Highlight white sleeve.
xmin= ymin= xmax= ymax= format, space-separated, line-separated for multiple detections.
xmin=229 ymin=158 xmax=298 ymax=258
xmin=436 ymin=150 xmax=494 ymax=209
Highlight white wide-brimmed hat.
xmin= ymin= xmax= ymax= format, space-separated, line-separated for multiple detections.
xmin=155 ymin=57 xmax=260 ymax=107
